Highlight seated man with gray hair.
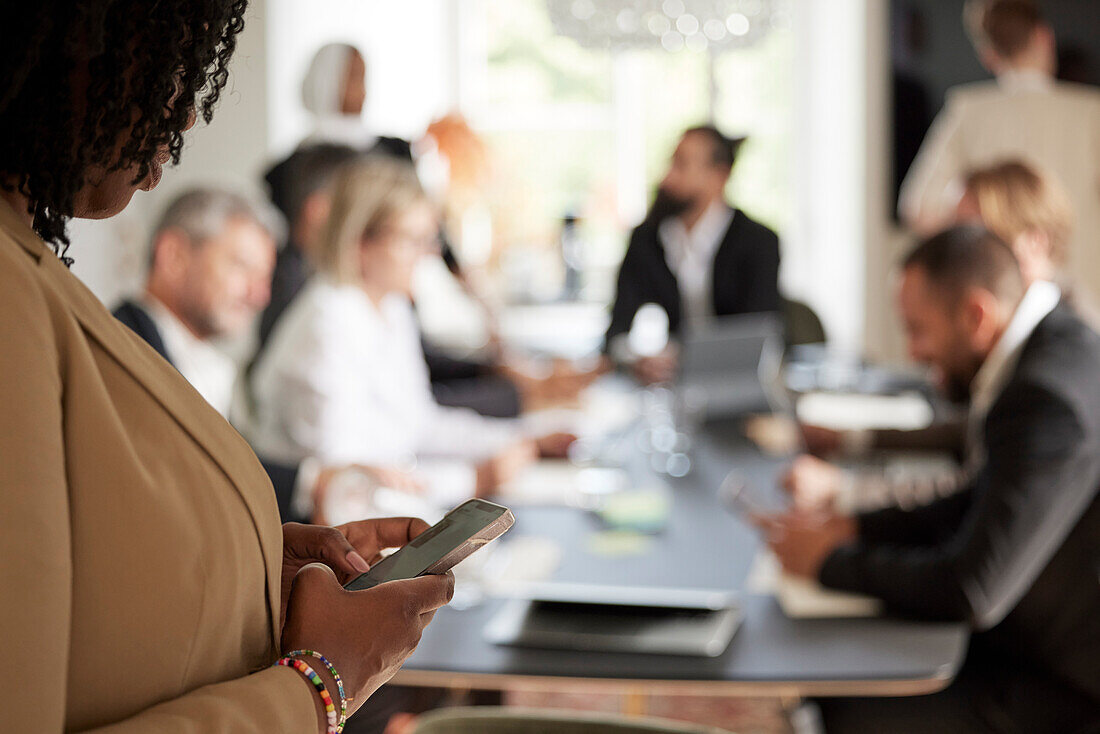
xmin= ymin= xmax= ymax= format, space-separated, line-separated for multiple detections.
xmin=114 ymin=188 xmax=414 ymax=524
xmin=115 ymin=188 xmax=283 ymax=417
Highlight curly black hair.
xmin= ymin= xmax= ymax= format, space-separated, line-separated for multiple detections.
xmin=0 ymin=0 xmax=248 ymax=262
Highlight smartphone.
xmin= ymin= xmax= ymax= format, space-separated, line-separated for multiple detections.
xmin=343 ymin=499 xmax=515 ymax=591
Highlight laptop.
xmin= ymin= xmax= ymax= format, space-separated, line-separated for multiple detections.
xmin=677 ymin=313 xmax=785 ymax=419
xmin=484 ymin=583 xmax=742 ymax=657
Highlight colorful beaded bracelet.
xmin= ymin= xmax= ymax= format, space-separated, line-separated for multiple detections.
xmin=274 ymin=656 xmax=338 ymax=734
xmin=285 ymin=649 xmax=348 ymax=733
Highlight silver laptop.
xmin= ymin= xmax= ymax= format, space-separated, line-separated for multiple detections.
xmin=678 ymin=313 xmax=784 ymax=419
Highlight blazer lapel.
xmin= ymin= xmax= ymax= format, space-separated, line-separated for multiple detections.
xmin=1 ymin=203 xmax=284 ymax=648
xmin=710 ymin=209 xmax=740 ymax=316
xmin=651 ymin=226 xmax=684 ymax=332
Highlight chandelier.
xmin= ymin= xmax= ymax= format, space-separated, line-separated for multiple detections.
xmin=546 ymin=0 xmax=787 ymax=53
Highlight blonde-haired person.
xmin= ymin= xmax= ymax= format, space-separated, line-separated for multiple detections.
xmin=250 ymin=158 xmax=572 ymax=506
xmin=899 ymin=0 xmax=1100 ymax=298
xmin=957 ymin=160 xmax=1100 ymax=329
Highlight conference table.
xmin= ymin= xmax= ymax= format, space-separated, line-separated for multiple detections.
xmin=394 ymin=390 xmax=969 ymax=705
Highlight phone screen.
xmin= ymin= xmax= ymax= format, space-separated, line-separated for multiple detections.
xmin=344 ymin=500 xmax=508 ymax=591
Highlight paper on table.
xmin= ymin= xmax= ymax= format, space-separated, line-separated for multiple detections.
xmin=746 ymin=551 xmax=882 ymax=618
xmin=480 ymin=536 xmax=563 ymax=596
xmin=796 ymin=391 xmax=934 ymax=432
xmin=320 ymin=470 xmax=444 ymax=527
xmin=498 ymin=460 xmax=630 ymax=507
xmin=522 ymin=383 xmax=640 ymax=440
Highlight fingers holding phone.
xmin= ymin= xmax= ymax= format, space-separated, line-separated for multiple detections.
xmin=281 ymin=500 xmax=512 ymax=719
xmin=336 ymin=516 xmax=432 ymax=568
xmin=344 ymin=500 xmax=514 ymax=591
xmin=281 ymin=562 xmax=455 ymax=715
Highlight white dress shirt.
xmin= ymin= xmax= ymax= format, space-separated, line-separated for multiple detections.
xmin=658 ymin=201 xmax=735 ymax=334
xmin=835 ymin=281 xmax=1061 ymax=514
xmin=142 ymin=296 xmax=237 ymax=417
xmin=966 ymin=280 xmax=1062 ymax=471
xmin=249 ymin=277 xmax=521 ymax=502
xmin=899 ymin=71 xmax=1100 ymax=299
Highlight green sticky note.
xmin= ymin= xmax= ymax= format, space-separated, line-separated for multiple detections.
xmin=596 ymin=488 xmax=670 ymax=533
xmin=587 ymin=530 xmax=654 ymax=557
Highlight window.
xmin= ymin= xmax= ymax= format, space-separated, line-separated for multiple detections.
xmin=456 ymin=0 xmax=795 ymax=303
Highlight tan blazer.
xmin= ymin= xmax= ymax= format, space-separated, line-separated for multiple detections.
xmin=0 ymin=199 xmax=317 ymax=731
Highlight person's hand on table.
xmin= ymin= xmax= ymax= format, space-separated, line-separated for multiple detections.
xmin=633 ymin=345 xmax=679 ymax=386
xmin=501 ymin=359 xmax=600 ymax=409
xmin=475 ymin=439 xmax=538 ymax=496
xmin=752 ymin=510 xmax=857 ymax=579
xmin=310 ymin=464 xmax=423 ymax=525
xmin=782 ymin=454 xmax=847 ymax=511
xmin=543 ymin=359 xmax=601 ymax=399
xmin=281 ymin=518 xmax=454 ymax=723
xmin=536 ymin=431 xmax=577 ymax=459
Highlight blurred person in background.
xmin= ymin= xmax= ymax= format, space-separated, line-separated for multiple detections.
xmin=259 ymin=142 xmax=361 ymax=352
xmin=266 ymin=45 xmax=592 ymax=417
xmin=899 ymin=0 xmax=1100 ymax=301
xmin=955 ymin=159 xmax=1100 ymax=328
xmin=792 ymin=159 xmax=1095 ymax=512
xmin=761 ymin=226 xmax=1100 ymax=732
xmin=297 ymin=42 xmax=412 ymax=158
xmin=250 ymin=157 xmax=574 ymax=505
xmin=604 ymin=125 xmax=781 ymax=385
xmin=115 ymin=188 xmax=417 ymax=525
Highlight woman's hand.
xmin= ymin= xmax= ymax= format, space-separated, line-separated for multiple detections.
xmin=475 ymin=439 xmax=538 ymax=496
xmin=309 ymin=465 xmax=424 ymax=525
xmin=281 ymin=563 xmax=454 ymax=720
xmin=280 ymin=517 xmax=431 ymax=625
xmin=280 ymin=518 xmax=454 ymax=721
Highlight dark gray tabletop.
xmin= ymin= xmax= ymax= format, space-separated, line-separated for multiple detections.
xmin=397 ymin=418 xmax=969 ymax=697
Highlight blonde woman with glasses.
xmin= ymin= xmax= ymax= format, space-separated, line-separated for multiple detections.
xmin=251 ymin=158 xmax=571 ymax=508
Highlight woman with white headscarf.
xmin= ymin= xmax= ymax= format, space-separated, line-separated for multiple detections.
xmin=299 ymin=42 xmax=413 ymax=158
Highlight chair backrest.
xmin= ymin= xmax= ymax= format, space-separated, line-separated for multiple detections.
xmin=411 ymin=706 xmax=737 ymax=734
xmin=781 ymin=297 xmax=826 ymax=347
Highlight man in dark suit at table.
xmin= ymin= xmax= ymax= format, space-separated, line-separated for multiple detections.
xmin=114 ymin=188 xmax=415 ymax=524
xmin=762 ymin=226 xmax=1100 ymax=733
xmin=604 ymin=125 xmax=781 ymax=385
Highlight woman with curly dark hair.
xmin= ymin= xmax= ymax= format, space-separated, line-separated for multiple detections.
xmin=0 ymin=3 xmax=453 ymax=732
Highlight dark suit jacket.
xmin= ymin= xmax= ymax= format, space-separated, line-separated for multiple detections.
xmin=256 ymin=243 xmax=310 ymax=355
xmin=820 ymin=306 xmax=1100 ymax=705
xmin=113 ymin=300 xmax=305 ymax=523
xmin=604 ymin=208 xmax=781 ymax=349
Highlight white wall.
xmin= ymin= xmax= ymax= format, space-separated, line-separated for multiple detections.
xmin=70 ymin=0 xmax=273 ymax=307
xmin=786 ymin=0 xmax=867 ymax=353
xmin=265 ymin=0 xmax=455 ymax=159
xmin=863 ymin=1 xmax=915 ymax=364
